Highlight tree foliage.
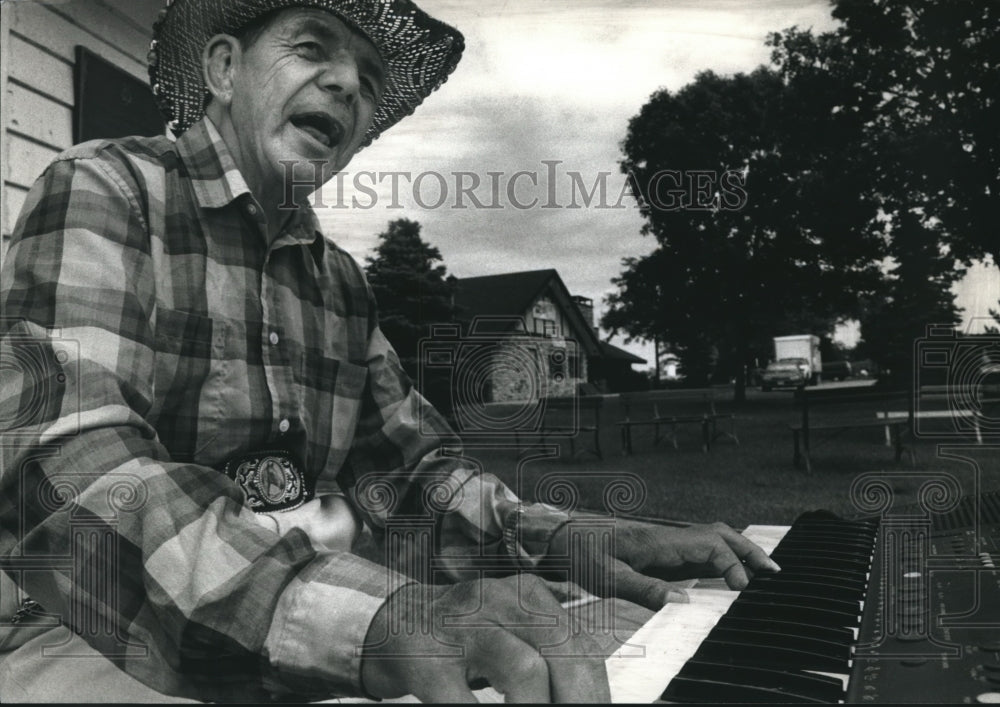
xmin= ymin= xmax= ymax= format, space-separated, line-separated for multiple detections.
xmin=771 ymin=0 xmax=999 ymax=266
xmin=606 ymin=0 xmax=995 ymax=396
xmin=857 ymin=213 xmax=964 ymax=384
xmin=364 ymin=218 xmax=457 ymax=380
xmin=769 ymin=0 xmax=996 ymax=378
xmin=604 ymin=66 xmax=884 ymax=396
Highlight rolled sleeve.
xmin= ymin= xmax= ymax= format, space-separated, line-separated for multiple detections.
xmin=264 ymin=552 xmax=413 ymax=697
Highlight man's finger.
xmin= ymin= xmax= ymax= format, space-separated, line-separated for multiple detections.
xmin=718 ymin=525 xmax=782 ymax=573
xmin=708 ymin=533 xmax=776 ymax=590
xmin=547 ymin=651 xmax=612 ymax=703
xmin=491 ymin=576 xmax=612 ymax=702
xmin=409 ymin=664 xmax=480 ymax=704
xmin=466 ymin=627 xmax=551 ymax=702
xmin=611 ymin=560 xmax=690 ymax=610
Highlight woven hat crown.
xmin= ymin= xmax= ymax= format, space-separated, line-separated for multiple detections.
xmin=148 ymin=0 xmax=464 ymax=144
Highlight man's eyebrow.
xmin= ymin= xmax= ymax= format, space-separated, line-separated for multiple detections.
xmin=290 ymin=17 xmax=338 ymax=42
xmin=291 ymin=17 xmax=385 ymax=85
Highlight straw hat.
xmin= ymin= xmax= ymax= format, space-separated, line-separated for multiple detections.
xmin=148 ymin=0 xmax=464 ymax=144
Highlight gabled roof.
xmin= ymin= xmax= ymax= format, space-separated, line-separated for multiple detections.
xmin=453 ymin=269 xmax=602 ymax=355
xmin=598 ymin=340 xmax=647 ymax=364
xmin=454 ymin=269 xmax=558 ymax=320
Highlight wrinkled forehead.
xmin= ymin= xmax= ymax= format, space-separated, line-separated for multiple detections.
xmin=251 ymin=7 xmax=385 ymax=75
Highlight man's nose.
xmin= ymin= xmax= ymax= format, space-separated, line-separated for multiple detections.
xmin=318 ymin=52 xmax=361 ymax=103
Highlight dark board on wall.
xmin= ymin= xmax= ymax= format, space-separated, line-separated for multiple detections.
xmin=74 ymin=46 xmax=165 ymax=143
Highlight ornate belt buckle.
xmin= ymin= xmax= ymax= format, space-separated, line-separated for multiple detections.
xmin=222 ymin=449 xmax=311 ymax=513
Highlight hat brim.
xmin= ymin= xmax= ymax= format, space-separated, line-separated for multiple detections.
xmin=148 ymin=0 xmax=464 ymax=145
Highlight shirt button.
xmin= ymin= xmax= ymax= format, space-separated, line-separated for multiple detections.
xmin=269 ymin=331 xmax=279 ymax=345
xmin=278 ymin=419 xmax=290 ymax=433
xmin=247 ymin=203 xmax=258 ymax=216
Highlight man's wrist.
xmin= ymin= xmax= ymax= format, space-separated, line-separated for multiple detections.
xmin=360 ymin=581 xmax=422 ymax=700
xmin=502 ymin=505 xmax=573 ymax=567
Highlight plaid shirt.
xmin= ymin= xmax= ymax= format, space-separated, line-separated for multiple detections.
xmin=0 ymin=118 xmax=565 ymax=701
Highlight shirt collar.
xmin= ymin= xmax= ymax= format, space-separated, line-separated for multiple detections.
xmin=176 ymin=116 xmax=328 ymax=264
xmin=176 ymin=116 xmax=253 ymax=210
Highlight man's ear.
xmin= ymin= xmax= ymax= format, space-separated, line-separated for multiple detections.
xmin=203 ymin=34 xmax=240 ymax=106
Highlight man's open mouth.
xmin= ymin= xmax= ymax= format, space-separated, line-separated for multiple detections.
xmin=290 ymin=112 xmax=344 ymax=149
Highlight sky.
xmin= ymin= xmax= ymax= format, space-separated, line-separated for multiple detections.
xmin=315 ymin=0 xmax=998 ymax=366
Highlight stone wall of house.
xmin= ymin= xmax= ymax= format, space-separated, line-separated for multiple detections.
xmin=488 ymin=337 xmax=585 ymax=402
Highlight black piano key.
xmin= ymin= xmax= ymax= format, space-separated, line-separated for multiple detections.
xmin=725 ymin=598 xmax=860 ymax=628
xmin=694 ymin=637 xmax=848 ymax=673
xmin=780 ymin=525 xmax=876 ymax=537
xmin=773 ymin=527 xmax=868 ymax=541
xmin=785 ymin=522 xmax=877 ymax=534
xmin=769 ymin=548 xmax=871 ymax=570
xmin=749 ymin=571 xmax=866 ymax=595
xmin=785 ymin=531 xmax=876 ymax=546
xmin=735 ymin=588 xmax=861 ymax=615
xmin=671 ymin=659 xmax=846 ymax=703
xmin=703 ymin=626 xmax=852 ymax=664
xmin=770 ymin=549 xmax=872 ymax=567
xmin=781 ymin=538 xmax=872 ymax=559
xmin=716 ymin=616 xmax=856 ymax=646
xmin=663 ymin=676 xmax=831 ymax=703
xmin=791 ymin=510 xmax=877 ymax=528
xmin=769 ymin=543 xmax=870 ymax=560
xmin=742 ymin=578 xmax=864 ymax=602
xmin=757 ymin=561 xmax=869 ymax=583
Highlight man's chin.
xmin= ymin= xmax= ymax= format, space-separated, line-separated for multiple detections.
xmin=275 ymin=152 xmax=331 ymax=191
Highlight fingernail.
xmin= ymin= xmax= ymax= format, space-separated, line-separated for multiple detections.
xmin=768 ymin=559 xmax=782 ymax=572
xmin=666 ymin=588 xmax=690 ymax=604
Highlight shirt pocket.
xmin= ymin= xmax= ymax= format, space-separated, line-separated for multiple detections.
xmin=294 ymin=352 xmax=368 ymax=480
xmin=150 ymin=307 xmax=229 ymax=462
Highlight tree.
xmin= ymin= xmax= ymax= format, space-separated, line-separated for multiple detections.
xmin=857 ymin=212 xmax=965 ymax=385
xmin=364 ymin=219 xmax=457 ymax=384
xmin=768 ymin=0 xmax=996 ymax=376
xmin=770 ymin=0 xmax=1000 ymax=263
xmin=603 ymin=67 xmax=885 ymax=400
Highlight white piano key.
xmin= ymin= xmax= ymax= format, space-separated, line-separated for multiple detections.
xmin=606 ymin=526 xmax=791 ymax=703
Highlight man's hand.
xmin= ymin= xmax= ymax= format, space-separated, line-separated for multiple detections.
xmin=547 ymin=519 xmax=781 ymax=611
xmin=361 ymin=574 xmax=612 ymax=702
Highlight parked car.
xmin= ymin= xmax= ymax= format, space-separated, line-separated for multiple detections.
xmin=851 ymin=358 xmax=880 ymax=378
xmin=760 ymin=358 xmax=811 ymax=391
xmin=822 ymin=360 xmax=853 ymax=381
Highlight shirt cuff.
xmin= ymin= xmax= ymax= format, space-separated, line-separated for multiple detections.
xmin=262 ymin=550 xmax=413 ymax=699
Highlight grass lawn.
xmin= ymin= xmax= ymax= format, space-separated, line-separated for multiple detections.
xmin=450 ymin=387 xmax=1000 ymax=530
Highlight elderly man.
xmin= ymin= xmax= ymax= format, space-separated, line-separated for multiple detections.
xmin=0 ymin=0 xmax=778 ymax=702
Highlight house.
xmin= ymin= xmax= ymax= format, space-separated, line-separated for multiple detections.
xmin=592 ymin=339 xmax=648 ymax=392
xmin=0 ymin=0 xmax=163 ymax=266
xmin=449 ymin=269 xmax=646 ymax=401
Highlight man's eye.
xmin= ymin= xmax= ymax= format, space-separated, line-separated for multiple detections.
xmin=360 ymin=77 xmax=381 ymax=102
xmin=296 ymin=42 xmax=323 ymax=57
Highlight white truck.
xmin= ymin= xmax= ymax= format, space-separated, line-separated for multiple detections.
xmin=761 ymin=335 xmax=823 ymax=390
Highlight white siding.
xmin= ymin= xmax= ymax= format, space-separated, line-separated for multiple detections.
xmin=0 ymin=0 xmax=159 ymax=263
